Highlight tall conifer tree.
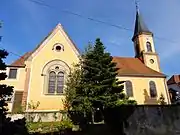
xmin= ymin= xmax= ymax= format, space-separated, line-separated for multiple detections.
xmin=66 ymin=38 xmax=136 ymax=124
xmin=0 ymin=22 xmax=14 ymax=124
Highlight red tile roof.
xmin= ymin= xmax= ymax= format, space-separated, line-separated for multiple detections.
xmin=9 ymin=55 xmax=165 ymax=77
xmin=167 ymin=75 xmax=180 ymax=85
xmin=9 ymin=52 xmax=32 ymax=67
xmin=112 ymin=57 xmax=165 ymax=77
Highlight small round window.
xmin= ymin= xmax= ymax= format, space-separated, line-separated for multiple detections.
xmin=53 ymin=43 xmax=64 ymax=52
xmin=150 ymin=59 xmax=154 ymax=64
xmin=55 ymin=66 xmax=59 ymax=70
xmin=55 ymin=46 xmax=61 ymax=51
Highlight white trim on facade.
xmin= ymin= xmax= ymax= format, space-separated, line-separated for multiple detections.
xmin=26 ymin=65 xmax=33 ymax=111
xmin=25 ymin=109 xmax=63 ymax=113
xmin=27 ymin=24 xmax=80 ymax=62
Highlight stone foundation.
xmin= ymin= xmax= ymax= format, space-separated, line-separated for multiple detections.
xmin=7 ymin=111 xmax=66 ymax=122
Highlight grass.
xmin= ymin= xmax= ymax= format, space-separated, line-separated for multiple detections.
xmin=27 ymin=121 xmax=73 ymax=134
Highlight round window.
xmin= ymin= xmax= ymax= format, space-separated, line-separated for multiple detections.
xmin=55 ymin=66 xmax=59 ymax=70
xmin=150 ymin=59 xmax=154 ymax=64
xmin=55 ymin=45 xmax=61 ymax=51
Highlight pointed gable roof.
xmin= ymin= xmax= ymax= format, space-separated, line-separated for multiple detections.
xmin=27 ymin=23 xmax=80 ymax=60
xmin=9 ymin=24 xmax=80 ymax=67
xmin=167 ymin=75 xmax=180 ymax=85
xmin=132 ymin=11 xmax=153 ymax=41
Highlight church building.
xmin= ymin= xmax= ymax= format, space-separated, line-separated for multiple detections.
xmin=1 ymin=10 xmax=171 ymax=112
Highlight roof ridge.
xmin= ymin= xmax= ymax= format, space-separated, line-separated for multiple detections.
xmin=113 ymin=56 xmax=137 ymax=59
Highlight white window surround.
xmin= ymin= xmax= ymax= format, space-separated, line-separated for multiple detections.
xmin=125 ymin=80 xmax=133 ymax=97
xmin=52 ymin=43 xmax=64 ymax=52
xmin=41 ymin=60 xmax=70 ymax=95
xmin=7 ymin=67 xmax=19 ymax=81
xmin=149 ymin=81 xmax=157 ymax=98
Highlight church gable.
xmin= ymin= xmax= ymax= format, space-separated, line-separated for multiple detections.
xmin=10 ymin=24 xmax=80 ymax=67
xmin=28 ymin=24 xmax=80 ymax=62
xmin=21 ymin=24 xmax=81 ymax=111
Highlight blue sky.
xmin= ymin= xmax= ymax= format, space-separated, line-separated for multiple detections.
xmin=0 ymin=0 xmax=180 ymax=77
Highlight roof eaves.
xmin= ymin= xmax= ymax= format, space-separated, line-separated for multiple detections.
xmin=25 ymin=25 xmax=58 ymax=60
xmin=117 ymin=73 xmax=166 ymax=78
xmin=25 ymin=24 xmax=81 ymax=60
xmin=7 ymin=65 xmax=26 ymax=68
xmin=60 ymin=25 xmax=81 ymax=54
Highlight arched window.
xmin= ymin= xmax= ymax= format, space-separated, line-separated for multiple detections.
xmin=57 ymin=72 xmax=64 ymax=94
xmin=48 ymin=71 xmax=56 ymax=93
xmin=48 ymin=71 xmax=65 ymax=94
xmin=126 ymin=81 xmax=133 ymax=97
xmin=149 ymin=81 xmax=157 ymax=98
xmin=42 ymin=60 xmax=70 ymax=95
xmin=146 ymin=42 xmax=152 ymax=52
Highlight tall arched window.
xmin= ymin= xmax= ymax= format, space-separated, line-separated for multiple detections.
xmin=48 ymin=70 xmax=65 ymax=94
xmin=149 ymin=81 xmax=157 ymax=98
xmin=42 ymin=60 xmax=70 ymax=95
xmin=126 ymin=81 xmax=133 ymax=97
xmin=146 ymin=42 xmax=152 ymax=52
xmin=48 ymin=71 xmax=56 ymax=93
xmin=57 ymin=72 xmax=64 ymax=94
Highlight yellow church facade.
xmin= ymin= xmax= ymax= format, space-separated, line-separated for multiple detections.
xmin=1 ymin=11 xmax=171 ymax=112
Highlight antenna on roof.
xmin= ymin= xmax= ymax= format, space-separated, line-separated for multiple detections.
xmin=135 ymin=0 xmax=140 ymax=13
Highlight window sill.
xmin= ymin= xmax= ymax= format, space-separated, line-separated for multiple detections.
xmin=150 ymin=97 xmax=157 ymax=99
xmin=6 ymin=101 xmax=13 ymax=103
xmin=44 ymin=93 xmax=65 ymax=96
xmin=7 ymin=78 xmax=17 ymax=80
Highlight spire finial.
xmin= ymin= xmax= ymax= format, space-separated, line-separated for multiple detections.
xmin=135 ymin=0 xmax=139 ymax=13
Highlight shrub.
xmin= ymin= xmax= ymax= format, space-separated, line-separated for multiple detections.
xmin=27 ymin=119 xmax=73 ymax=134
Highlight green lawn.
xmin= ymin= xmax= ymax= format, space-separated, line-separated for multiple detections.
xmin=27 ymin=121 xmax=73 ymax=134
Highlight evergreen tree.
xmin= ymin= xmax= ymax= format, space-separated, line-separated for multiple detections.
xmin=63 ymin=64 xmax=82 ymax=111
xmin=65 ymin=38 xmax=136 ymax=125
xmin=0 ymin=50 xmax=14 ymax=129
xmin=0 ymin=23 xmax=14 ymax=132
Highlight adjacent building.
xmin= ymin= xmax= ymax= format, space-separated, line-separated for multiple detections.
xmin=167 ymin=75 xmax=180 ymax=103
xmin=167 ymin=75 xmax=180 ymax=92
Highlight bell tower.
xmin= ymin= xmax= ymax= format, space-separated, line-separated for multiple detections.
xmin=132 ymin=8 xmax=161 ymax=72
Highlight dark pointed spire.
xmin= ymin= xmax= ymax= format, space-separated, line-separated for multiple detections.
xmin=132 ymin=4 xmax=153 ymax=41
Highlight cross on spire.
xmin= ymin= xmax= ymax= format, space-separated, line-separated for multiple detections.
xmin=132 ymin=0 xmax=153 ymax=41
xmin=135 ymin=0 xmax=139 ymax=12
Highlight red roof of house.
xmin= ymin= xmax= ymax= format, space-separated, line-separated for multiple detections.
xmin=9 ymin=52 xmax=32 ymax=67
xmin=167 ymin=75 xmax=180 ymax=85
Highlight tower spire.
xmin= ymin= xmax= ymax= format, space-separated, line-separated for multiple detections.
xmin=135 ymin=0 xmax=139 ymax=13
xmin=132 ymin=1 xmax=153 ymax=41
